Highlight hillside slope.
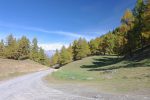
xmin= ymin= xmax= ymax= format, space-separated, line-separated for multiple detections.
xmin=46 ymin=53 xmax=150 ymax=95
xmin=0 ymin=58 xmax=48 ymax=80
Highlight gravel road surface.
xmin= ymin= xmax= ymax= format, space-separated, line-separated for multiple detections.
xmin=0 ymin=69 xmax=149 ymax=100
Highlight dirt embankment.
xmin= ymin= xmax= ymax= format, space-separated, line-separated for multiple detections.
xmin=0 ymin=58 xmax=48 ymax=80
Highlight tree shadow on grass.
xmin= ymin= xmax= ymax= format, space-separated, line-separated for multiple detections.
xmin=80 ymin=56 xmax=150 ymax=71
xmin=81 ymin=56 xmax=122 ymax=68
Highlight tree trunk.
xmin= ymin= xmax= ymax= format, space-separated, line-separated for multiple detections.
xmin=127 ymin=32 xmax=133 ymax=57
xmin=140 ymin=34 xmax=144 ymax=52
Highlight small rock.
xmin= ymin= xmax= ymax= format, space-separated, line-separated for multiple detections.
xmin=70 ymin=76 xmax=75 ymax=80
xmin=86 ymin=77 xmax=94 ymax=80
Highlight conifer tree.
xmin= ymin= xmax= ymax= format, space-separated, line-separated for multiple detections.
xmin=38 ymin=47 xmax=46 ymax=65
xmin=72 ymin=40 xmax=78 ymax=60
xmin=121 ymin=9 xmax=135 ymax=57
xmin=73 ymin=38 xmax=90 ymax=60
xmin=60 ymin=46 xmax=72 ymax=65
xmin=18 ymin=36 xmax=30 ymax=59
xmin=0 ymin=40 xmax=4 ymax=57
xmin=89 ymin=39 xmax=99 ymax=55
xmin=143 ymin=0 xmax=150 ymax=44
xmin=4 ymin=34 xmax=18 ymax=59
xmin=133 ymin=0 xmax=146 ymax=49
xmin=67 ymin=44 xmax=73 ymax=61
xmin=98 ymin=36 xmax=108 ymax=55
xmin=51 ymin=49 xmax=60 ymax=65
xmin=30 ymin=38 xmax=39 ymax=62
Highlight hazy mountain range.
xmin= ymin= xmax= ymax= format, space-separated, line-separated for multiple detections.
xmin=44 ymin=50 xmax=56 ymax=57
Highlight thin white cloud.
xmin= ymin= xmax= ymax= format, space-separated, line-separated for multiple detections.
xmin=0 ymin=22 xmax=90 ymax=39
xmin=24 ymin=27 xmax=96 ymax=40
xmin=28 ymin=27 xmax=83 ymax=38
xmin=38 ymin=43 xmax=69 ymax=50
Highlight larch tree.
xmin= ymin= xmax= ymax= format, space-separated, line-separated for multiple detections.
xmin=133 ymin=0 xmax=146 ymax=49
xmin=98 ymin=36 xmax=109 ymax=55
xmin=38 ymin=47 xmax=46 ymax=65
xmin=67 ymin=44 xmax=73 ymax=62
xmin=18 ymin=36 xmax=30 ymax=59
xmin=72 ymin=40 xmax=79 ymax=60
xmin=0 ymin=40 xmax=4 ymax=57
xmin=89 ymin=38 xmax=99 ymax=55
xmin=143 ymin=0 xmax=150 ymax=44
xmin=30 ymin=38 xmax=39 ymax=62
xmin=76 ymin=38 xmax=90 ymax=60
xmin=4 ymin=34 xmax=18 ymax=59
xmin=121 ymin=9 xmax=135 ymax=57
xmin=51 ymin=49 xmax=60 ymax=65
xmin=60 ymin=46 xmax=72 ymax=65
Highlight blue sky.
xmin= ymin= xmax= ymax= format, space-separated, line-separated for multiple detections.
xmin=0 ymin=0 xmax=136 ymax=50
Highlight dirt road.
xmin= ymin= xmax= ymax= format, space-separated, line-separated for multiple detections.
xmin=0 ymin=69 xmax=149 ymax=100
xmin=0 ymin=69 xmax=95 ymax=100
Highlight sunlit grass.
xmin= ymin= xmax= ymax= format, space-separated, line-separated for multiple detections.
xmin=46 ymin=56 xmax=150 ymax=93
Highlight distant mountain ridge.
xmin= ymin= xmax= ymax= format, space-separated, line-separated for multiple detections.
xmin=45 ymin=50 xmax=56 ymax=57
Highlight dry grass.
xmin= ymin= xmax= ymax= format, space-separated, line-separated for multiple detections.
xmin=0 ymin=58 xmax=48 ymax=80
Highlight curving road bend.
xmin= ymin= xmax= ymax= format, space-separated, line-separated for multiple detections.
xmin=0 ymin=69 xmax=149 ymax=100
xmin=0 ymin=69 xmax=94 ymax=100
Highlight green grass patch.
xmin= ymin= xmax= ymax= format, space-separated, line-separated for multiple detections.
xmin=47 ymin=56 xmax=150 ymax=93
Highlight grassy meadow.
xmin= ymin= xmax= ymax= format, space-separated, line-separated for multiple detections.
xmin=46 ymin=55 xmax=150 ymax=94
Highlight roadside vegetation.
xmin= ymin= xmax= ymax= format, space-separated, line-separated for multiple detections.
xmin=0 ymin=58 xmax=48 ymax=81
xmin=0 ymin=1 xmax=149 ymax=94
xmin=46 ymin=54 xmax=150 ymax=93
xmin=0 ymin=35 xmax=50 ymax=66
xmin=0 ymin=35 xmax=50 ymax=80
xmin=46 ymin=0 xmax=150 ymax=94
xmin=50 ymin=0 xmax=150 ymax=68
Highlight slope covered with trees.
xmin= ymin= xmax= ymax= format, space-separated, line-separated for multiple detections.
xmin=0 ymin=34 xmax=50 ymax=66
xmin=0 ymin=0 xmax=149 ymax=68
xmin=50 ymin=0 xmax=150 ymax=67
